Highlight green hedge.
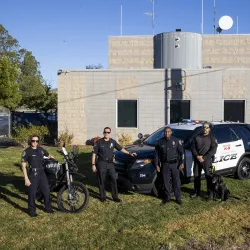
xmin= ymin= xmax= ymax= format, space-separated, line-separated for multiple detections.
xmin=11 ymin=123 xmax=49 ymax=148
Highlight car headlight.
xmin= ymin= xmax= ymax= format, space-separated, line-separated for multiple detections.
xmin=132 ymin=159 xmax=152 ymax=169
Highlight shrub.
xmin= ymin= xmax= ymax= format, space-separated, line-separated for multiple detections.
xmin=55 ymin=128 xmax=74 ymax=147
xmin=118 ymin=134 xmax=133 ymax=147
xmin=11 ymin=123 xmax=49 ymax=148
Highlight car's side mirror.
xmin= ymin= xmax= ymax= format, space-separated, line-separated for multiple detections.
xmin=138 ymin=133 xmax=143 ymax=139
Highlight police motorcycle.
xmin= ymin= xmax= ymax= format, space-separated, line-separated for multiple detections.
xmin=37 ymin=145 xmax=89 ymax=213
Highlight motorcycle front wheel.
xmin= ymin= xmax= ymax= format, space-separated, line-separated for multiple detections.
xmin=57 ymin=181 xmax=89 ymax=213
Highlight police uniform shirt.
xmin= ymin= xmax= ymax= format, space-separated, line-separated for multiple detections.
xmin=155 ymin=136 xmax=184 ymax=164
xmin=93 ymin=138 xmax=123 ymax=161
xmin=191 ymin=134 xmax=217 ymax=160
xmin=21 ymin=147 xmax=49 ymax=169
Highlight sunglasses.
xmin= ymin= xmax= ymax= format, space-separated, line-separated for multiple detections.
xmin=31 ymin=140 xmax=39 ymax=143
xmin=103 ymin=131 xmax=111 ymax=134
xmin=203 ymin=126 xmax=209 ymax=129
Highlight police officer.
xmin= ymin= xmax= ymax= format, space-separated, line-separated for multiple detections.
xmin=21 ymin=134 xmax=54 ymax=217
xmin=155 ymin=127 xmax=184 ymax=205
xmin=92 ymin=127 xmax=137 ymax=203
xmin=190 ymin=122 xmax=218 ymax=199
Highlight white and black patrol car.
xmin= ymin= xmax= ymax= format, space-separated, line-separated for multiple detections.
xmin=114 ymin=120 xmax=250 ymax=196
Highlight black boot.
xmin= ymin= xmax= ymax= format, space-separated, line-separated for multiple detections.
xmin=207 ymin=190 xmax=213 ymax=201
xmin=190 ymin=190 xmax=200 ymax=199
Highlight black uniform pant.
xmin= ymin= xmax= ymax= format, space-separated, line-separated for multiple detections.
xmin=28 ymin=169 xmax=52 ymax=214
xmin=162 ymin=162 xmax=181 ymax=201
xmin=193 ymin=158 xmax=212 ymax=194
xmin=97 ymin=162 xmax=118 ymax=200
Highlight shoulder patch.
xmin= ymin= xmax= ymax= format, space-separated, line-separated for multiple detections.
xmin=179 ymin=140 xmax=182 ymax=145
xmin=22 ymin=151 xmax=26 ymax=157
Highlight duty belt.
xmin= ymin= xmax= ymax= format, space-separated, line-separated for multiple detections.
xmin=29 ymin=168 xmax=44 ymax=172
xmin=99 ymin=158 xmax=113 ymax=163
xmin=164 ymin=158 xmax=178 ymax=164
xmin=28 ymin=168 xmax=44 ymax=177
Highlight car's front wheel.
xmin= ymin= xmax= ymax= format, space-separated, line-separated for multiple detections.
xmin=237 ymin=157 xmax=250 ymax=180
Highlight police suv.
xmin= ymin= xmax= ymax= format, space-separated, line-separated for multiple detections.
xmin=114 ymin=120 xmax=250 ymax=196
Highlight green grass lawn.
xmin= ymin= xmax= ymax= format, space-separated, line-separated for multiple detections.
xmin=1 ymin=146 xmax=250 ymax=250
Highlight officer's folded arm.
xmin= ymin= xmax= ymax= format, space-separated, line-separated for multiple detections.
xmin=121 ymin=148 xmax=137 ymax=157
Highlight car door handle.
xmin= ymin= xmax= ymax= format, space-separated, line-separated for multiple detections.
xmin=235 ymin=144 xmax=242 ymax=147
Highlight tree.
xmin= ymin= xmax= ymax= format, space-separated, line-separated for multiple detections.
xmin=86 ymin=63 xmax=103 ymax=69
xmin=0 ymin=24 xmax=22 ymax=64
xmin=19 ymin=50 xmax=46 ymax=110
xmin=0 ymin=56 xmax=22 ymax=110
xmin=0 ymin=25 xmax=56 ymax=112
xmin=40 ymin=83 xmax=58 ymax=114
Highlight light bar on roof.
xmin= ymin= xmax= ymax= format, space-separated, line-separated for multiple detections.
xmin=182 ymin=119 xmax=204 ymax=124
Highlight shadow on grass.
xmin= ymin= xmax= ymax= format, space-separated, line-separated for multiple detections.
xmin=76 ymin=152 xmax=137 ymax=201
xmin=0 ymin=137 xmax=17 ymax=149
xmin=0 ymin=173 xmax=59 ymax=213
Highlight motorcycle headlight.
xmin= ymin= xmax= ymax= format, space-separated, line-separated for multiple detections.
xmin=132 ymin=159 xmax=152 ymax=169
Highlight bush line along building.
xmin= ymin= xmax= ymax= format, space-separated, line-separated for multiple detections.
xmin=58 ymin=30 xmax=250 ymax=145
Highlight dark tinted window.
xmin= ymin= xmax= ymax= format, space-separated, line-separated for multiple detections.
xmin=231 ymin=125 xmax=250 ymax=149
xmin=224 ymin=100 xmax=245 ymax=122
xmin=117 ymin=100 xmax=137 ymax=128
xmin=170 ymin=100 xmax=190 ymax=123
xmin=144 ymin=127 xmax=193 ymax=146
xmin=212 ymin=126 xmax=238 ymax=144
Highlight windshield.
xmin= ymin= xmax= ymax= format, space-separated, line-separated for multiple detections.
xmin=144 ymin=127 xmax=194 ymax=146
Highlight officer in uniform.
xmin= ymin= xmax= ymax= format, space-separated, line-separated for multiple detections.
xmin=155 ymin=127 xmax=184 ymax=205
xmin=92 ymin=127 xmax=136 ymax=203
xmin=21 ymin=134 xmax=54 ymax=217
xmin=190 ymin=122 xmax=218 ymax=199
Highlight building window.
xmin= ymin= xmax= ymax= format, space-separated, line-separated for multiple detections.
xmin=117 ymin=100 xmax=137 ymax=128
xmin=170 ymin=100 xmax=190 ymax=123
xmin=224 ymin=100 xmax=245 ymax=123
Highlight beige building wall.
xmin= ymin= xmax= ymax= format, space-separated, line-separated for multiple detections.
xmin=203 ymin=35 xmax=250 ymax=68
xmin=58 ymin=69 xmax=250 ymax=145
xmin=58 ymin=72 xmax=89 ymax=145
xmin=108 ymin=36 xmax=154 ymax=69
xmin=108 ymin=34 xmax=250 ymax=69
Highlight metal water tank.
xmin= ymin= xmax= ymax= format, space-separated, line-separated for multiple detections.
xmin=154 ymin=31 xmax=202 ymax=69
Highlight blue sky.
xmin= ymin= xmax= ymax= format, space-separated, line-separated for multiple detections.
xmin=1 ymin=0 xmax=250 ymax=88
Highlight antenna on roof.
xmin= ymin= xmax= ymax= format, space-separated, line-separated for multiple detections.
xmin=213 ymin=0 xmax=216 ymax=34
xmin=120 ymin=5 xmax=123 ymax=36
xmin=201 ymin=0 xmax=204 ymax=34
xmin=236 ymin=16 xmax=239 ymax=34
xmin=144 ymin=0 xmax=155 ymax=35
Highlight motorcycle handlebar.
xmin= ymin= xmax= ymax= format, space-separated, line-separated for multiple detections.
xmin=56 ymin=150 xmax=65 ymax=156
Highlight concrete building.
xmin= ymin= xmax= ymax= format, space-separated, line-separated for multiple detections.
xmin=58 ymin=31 xmax=250 ymax=145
